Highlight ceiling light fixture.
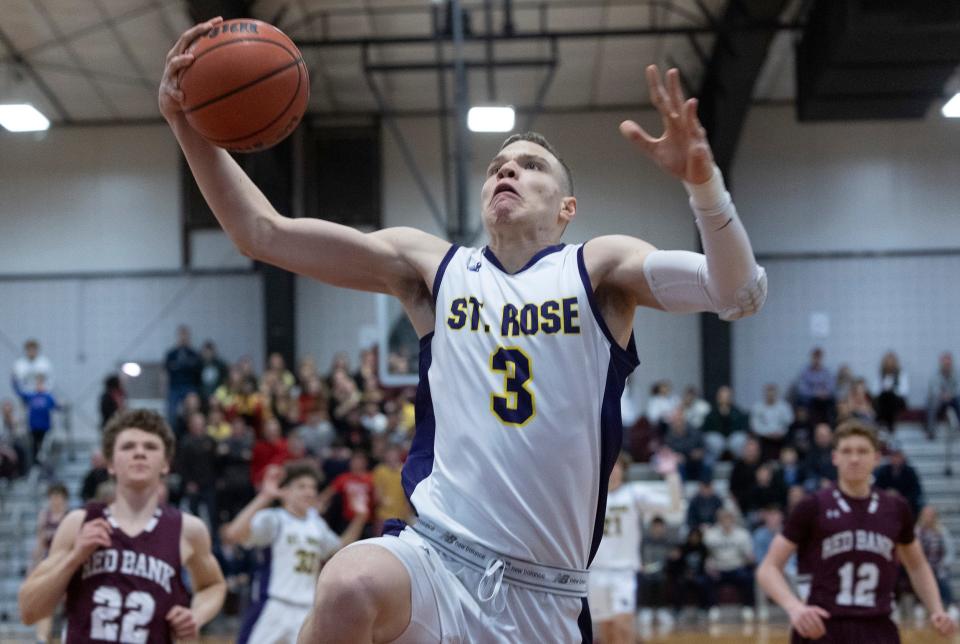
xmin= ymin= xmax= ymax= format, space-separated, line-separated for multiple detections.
xmin=0 ymin=104 xmax=50 ymax=132
xmin=468 ymin=106 xmax=515 ymax=133
xmin=943 ymin=93 xmax=960 ymax=118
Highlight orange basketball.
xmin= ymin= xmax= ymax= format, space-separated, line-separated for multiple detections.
xmin=179 ymin=19 xmax=309 ymax=153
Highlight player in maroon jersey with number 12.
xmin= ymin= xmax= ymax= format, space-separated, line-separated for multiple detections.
xmin=18 ymin=409 xmax=225 ymax=642
xmin=757 ymin=420 xmax=957 ymax=643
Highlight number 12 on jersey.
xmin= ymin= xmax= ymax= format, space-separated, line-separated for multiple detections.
xmin=489 ymin=346 xmax=535 ymax=426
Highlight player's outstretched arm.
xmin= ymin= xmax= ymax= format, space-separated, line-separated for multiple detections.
xmin=159 ymin=19 xmax=450 ymax=303
xmin=756 ymin=535 xmax=830 ymax=639
xmin=174 ymin=514 xmax=226 ymax=639
xmin=587 ymin=65 xmax=765 ymax=322
xmin=221 ymin=464 xmax=282 ymax=546
xmin=635 ymin=448 xmax=684 ymax=516
xmin=898 ymin=539 xmax=958 ymax=637
xmin=19 ymin=510 xmax=106 ymax=624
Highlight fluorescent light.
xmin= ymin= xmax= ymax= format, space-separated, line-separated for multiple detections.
xmin=468 ymin=106 xmax=515 ymax=133
xmin=0 ymin=104 xmax=50 ymax=132
xmin=943 ymin=93 xmax=960 ymax=118
xmin=121 ymin=362 xmax=142 ymax=378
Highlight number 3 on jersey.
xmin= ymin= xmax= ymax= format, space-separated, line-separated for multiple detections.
xmin=490 ymin=346 xmax=535 ymax=426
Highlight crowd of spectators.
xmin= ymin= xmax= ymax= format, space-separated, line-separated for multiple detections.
xmin=7 ymin=331 xmax=960 ymax=625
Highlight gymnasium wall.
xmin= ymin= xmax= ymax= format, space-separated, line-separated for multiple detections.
xmin=1 ymin=106 xmax=958 ymax=425
xmin=731 ymin=105 xmax=960 ymax=408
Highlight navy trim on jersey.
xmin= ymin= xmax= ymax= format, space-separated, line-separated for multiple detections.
xmin=401 ymin=332 xmax=436 ymax=509
xmin=238 ymin=547 xmax=272 ymax=644
xmin=483 ymin=243 xmax=565 ymax=275
xmin=578 ymin=597 xmax=594 ymax=643
xmin=432 ymin=244 xmax=460 ymax=304
xmin=576 ymin=243 xmax=640 ymax=364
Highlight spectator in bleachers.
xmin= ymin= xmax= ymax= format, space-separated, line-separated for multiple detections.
xmin=295 ymin=409 xmax=336 ymax=457
xmin=11 ymin=373 xmax=58 ymax=468
xmin=330 ymin=368 xmax=363 ymax=432
xmin=687 ymin=478 xmax=724 ymax=531
xmin=741 ymin=463 xmax=787 ymax=525
xmin=264 ymin=352 xmax=296 ymax=392
xmin=915 ymin=506 xmax=960 ymax=623
xmin=664 ymin=408 xmax=711 ymax=483
xmin=177 ymin=411 xmax=219 ymax=531
xmin=874 ymin=440 xmax=924 ymax=518
xmin=845 ymin=378 xmax=876 ymax=424
xmin=236 ymin=376 xmax=267 ymax=437
xmin=795 ymin=347 xmax=835 ymax=425
xmin=668 ymin=527 xmax=712 ymax=617
xmin=250 ymin=417 xmax=290 ymax=487
xmin=359 ymin=397 xmax=388 ymax=435
xmin=786 ymin=405 xmax=813 ymax=456
xmin=704 ymin=509 xmax=756 ymax=622
xmin=786 ymin=484 xmax=806 ymax=514
xmin=297 ymin=376 xmax=328 ymax=423
xmin=164 ymin=324 xmax=201 ymax=426
xmin=777 ymin=446 xmax=806 ymax=489
xmin=371 ymin=445 xmax=412 ymax=536
xmin=98 ymin=373 xmax=126 ymax=430
xmin=802 ymin=422 xmax=837 ymax=490
xmin=751 ymin=383 xmax=793 ymax=461
xmin=173 ymin=391 xmax=202 ymax=440
xmin=680 ymin=385 xmax=711 ymax=431
xmin=0 ymin=399 xmax=24 ymax=479
xmin=199 ymin=340 xmax=229 ymax=404
xmin=318 ymin=450 xmax=375 ymax=535
xmin=297 ymin=355 xmax=319 ymax=385
xmin=646 ymin=380 xmax=679 ymax=435
xmin=206 ymin=406 xmax=231 ymax=441
xmin=875 ymin=351 xmax=909 ymax=433
xmin=215 ymin=366 xmax=246 ymax=422
xmin=833 ymin=363 xmax=855 ymax=406
xmin=215 ymin=417 xmax=255 ymax=524
xmin=927 ymin=351 xmax=960 ymax=439
xmin=79 ymin=450 xmax=109 ymax=503
xmin=729 ymin=438 xmax=762 ymax=515
xmin=355 ymin=347 xmax=380 ymax=393
xmin=29 ymin=482 xmax=69 ymax=643
xmin=703 ymin=386 xmax=749 ymax=461
xmin=638 ymin=516 xmax=677 ymax=628
xmin=12 ymin=338 xmax=54 ymax=394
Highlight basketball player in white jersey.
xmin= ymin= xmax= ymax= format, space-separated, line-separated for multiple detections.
xmin=222 ymin=463 xmax=368 ymax=644
xmin=590 ymin=450 xmax=682 ymax=643
xmin=161 ymin=18 xmax=766 ymax=643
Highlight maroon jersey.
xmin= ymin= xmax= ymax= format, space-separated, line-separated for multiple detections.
xmin=783 ymin=486 xmax=914 ymax=619
xmin=63 ymin=503 xmax=191 ymax=644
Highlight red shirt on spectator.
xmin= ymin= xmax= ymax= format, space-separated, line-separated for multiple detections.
xmin=330 ymin=471 xmax=375 ymax=521
xmin=250 ymin=437 xmax=289 ymax=487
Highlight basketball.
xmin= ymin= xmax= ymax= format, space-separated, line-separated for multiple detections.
xmin=178 ymin=19 xmax=309 ymax=153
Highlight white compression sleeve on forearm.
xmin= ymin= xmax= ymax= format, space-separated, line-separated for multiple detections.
xmin=643 ymin=165 xmax=766 ymax=321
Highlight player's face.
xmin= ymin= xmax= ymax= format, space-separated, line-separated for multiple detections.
xmin=831 ymin=435 xmax=879 ymax=485
xmin=480 ymin=141 xmax=572 ymax=232
xmin=108 ymin=428 xmax=169 ymax=488
xmin=285 ymin=476 xmax=318 ymax=514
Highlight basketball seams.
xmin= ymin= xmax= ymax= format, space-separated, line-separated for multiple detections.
xmin=184 ymin=59 xmax=303 ymax=115
xmin=204 ymin=63 xmax=307 ymax=148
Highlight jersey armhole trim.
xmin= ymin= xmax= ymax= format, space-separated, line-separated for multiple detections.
xmin=576 ymin=243 xmax=640 ymax=367
xmin=431 ymin=244 xmax=460 ymax=304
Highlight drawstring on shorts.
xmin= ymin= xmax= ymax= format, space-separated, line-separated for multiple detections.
xmin=477 ymin=558 xmax=508 ymax=613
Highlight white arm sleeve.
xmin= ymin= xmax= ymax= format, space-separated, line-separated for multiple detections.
xmin=642 ymin=165 xmax=766 ymax=321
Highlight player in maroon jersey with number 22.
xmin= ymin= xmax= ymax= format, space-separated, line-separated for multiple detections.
xmin=18 ymin=409 xmax=225 ymax=643
xmin=757 ymin=420 xmax=957 ymax=643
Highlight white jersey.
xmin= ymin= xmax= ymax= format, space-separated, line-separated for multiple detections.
xmin=406 ymin=244 xmax=639 ymax=570
xmin=246 ymin=507 xmax=341 ymax=606
xmin=591 ymin=482 xmax=661 ymax=571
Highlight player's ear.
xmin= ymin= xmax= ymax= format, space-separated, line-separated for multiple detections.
xmin=559 ymin=196 xmax=576 ymax=224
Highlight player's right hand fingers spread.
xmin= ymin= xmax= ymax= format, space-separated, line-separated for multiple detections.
xmin=175 ymin=17 xmax=223 ymax=56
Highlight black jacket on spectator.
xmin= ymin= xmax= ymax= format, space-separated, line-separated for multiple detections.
xmin=702 ymin=405 xmax=749 ymax=438
xmin=687 ymin=492 xmax=724 ymax=530
xmin=729 ymin=458 xmax=760 ymax=512
xmin=80 ymin=466 xmax=110 ymax=502
xmin=874 ymin=462 xmax=923 ymax=519
xmin=743 ymin=476 xmax=788 ymax=515
xmin=802 ymin=445 xmax=837 ymax=489
xmin=177 ymin=434 xmax=217 ymax=488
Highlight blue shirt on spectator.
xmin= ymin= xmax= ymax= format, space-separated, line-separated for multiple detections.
xmin=12 ymin=377 xmax=58 ymax=432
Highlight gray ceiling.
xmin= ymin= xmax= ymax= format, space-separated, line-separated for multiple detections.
xmin=0 ymin=0 xmax=813 ymax=126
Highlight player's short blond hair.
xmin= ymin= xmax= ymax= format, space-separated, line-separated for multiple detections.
xmin=831 ymin=420 xmax=880 ymax=452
